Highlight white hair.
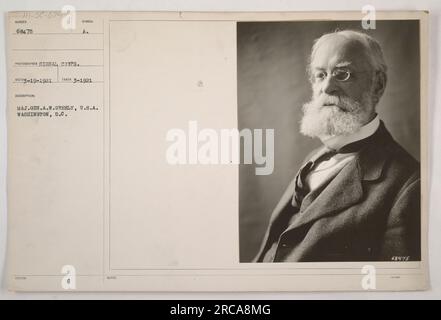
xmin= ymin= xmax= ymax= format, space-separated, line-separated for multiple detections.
xmin=309 ymin=30 xmax=388 ymax=78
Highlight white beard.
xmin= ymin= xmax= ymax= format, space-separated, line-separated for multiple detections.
xmin=300 ymin=92 xmax=374 ymax=138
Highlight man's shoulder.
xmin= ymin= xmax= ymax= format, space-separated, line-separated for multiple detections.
xmin=383 ymin=131 xmax=420 ymax=177
xmin=361 ymin=121 xmax=419 ymax=179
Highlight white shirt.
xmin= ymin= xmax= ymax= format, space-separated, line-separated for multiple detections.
xmin=305 ymin=115 xmax=380 ymax=192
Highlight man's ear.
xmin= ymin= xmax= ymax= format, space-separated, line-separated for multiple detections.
xmin=373 ymin=71 xmax=387 ymax=104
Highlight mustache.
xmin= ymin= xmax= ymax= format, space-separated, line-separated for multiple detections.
xmin=307 ymin=94 xmax=358 ymax=112
xmin=318 ymin=95 xmax=340 ymax=106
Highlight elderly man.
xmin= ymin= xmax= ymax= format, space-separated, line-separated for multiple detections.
xmin=254 ymin=30 xmax=420 ymax=262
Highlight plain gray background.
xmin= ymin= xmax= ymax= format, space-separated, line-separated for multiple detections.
xmin=1 ymin=0 xmax=440 ymax=299
xmin=238 ymin=20 xmax=420 ymax=262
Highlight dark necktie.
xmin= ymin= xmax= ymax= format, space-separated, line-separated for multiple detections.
xmin=291 ymin=148 xmax=336 ymax=208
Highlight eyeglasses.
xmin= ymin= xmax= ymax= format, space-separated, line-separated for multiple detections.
xmin=312 ymin=68 xmax=354 ymax=82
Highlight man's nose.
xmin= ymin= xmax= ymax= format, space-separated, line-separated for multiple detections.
xmin=321 ymin=75 xmax=339 ymax=95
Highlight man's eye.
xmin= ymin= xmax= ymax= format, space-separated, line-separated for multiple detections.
xmin=314 ymin=71 xmax=326 ymax=81
xmin=333 ymin=69 xmax=351 ymax=81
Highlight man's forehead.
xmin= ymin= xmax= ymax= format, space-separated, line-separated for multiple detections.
xmin=311 ymin=36 xmax=370 ymax=70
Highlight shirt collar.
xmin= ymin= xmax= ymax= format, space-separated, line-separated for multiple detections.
xmin=320 ymin=114 xmax=380 ymax=151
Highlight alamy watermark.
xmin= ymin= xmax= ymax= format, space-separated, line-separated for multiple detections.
xmin=361 ymin=265 xmax=376 ymax=290
xmin=61 ymin=264 xmax=76 ymax=290
xmin=166 ymin=121 xmax=274 ymax=175
xmin=362 ymin=5 xmax=376 ymax=30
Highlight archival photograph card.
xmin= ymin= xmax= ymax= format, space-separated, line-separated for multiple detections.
xmin=6 ymin=10 xmax=429 ymax=291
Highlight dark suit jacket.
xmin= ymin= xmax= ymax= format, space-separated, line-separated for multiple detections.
xmin=254 ymin=121 xmax=421 ymax=262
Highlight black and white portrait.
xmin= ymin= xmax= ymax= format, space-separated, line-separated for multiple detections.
xmin=238 ymin=20 xmax=421 ymax=263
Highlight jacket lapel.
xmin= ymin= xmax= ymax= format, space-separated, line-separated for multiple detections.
xmin=267 ymin=177 xmax=297 ymax=225
xmin=282 ymin=121 xmax=392 ymax=234
xmin=252 ymin=176 xmax=297 ymax=261
xmin=283 ymin=158 xmax=363 ymax=233
xmin=267 ymin=146 xmax=332 ymax=225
